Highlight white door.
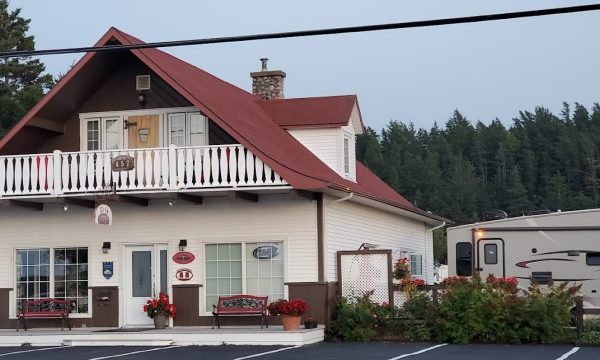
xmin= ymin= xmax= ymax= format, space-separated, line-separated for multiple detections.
xmin=124 ymin=245 xmax=168 ymax=327
xmin=477 ymin=238 xmax=505 ymax=278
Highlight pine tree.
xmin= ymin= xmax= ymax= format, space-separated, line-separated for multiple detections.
xmin=0 ymin=0 xmax=53 ymax=136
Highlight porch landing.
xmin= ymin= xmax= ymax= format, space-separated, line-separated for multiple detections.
xmin=0 ymin=326 xmax=324 ymax=347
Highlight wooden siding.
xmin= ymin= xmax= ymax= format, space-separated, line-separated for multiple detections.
xmin=37 ymin=53 xmax=191 ymax=153
xmin=324 ymin=195 xmax=434 ymax=284
xmin=0 ymin=194 xmax=318 ymax=318
xmin=287 ymin=128 xmax=340 ymax=173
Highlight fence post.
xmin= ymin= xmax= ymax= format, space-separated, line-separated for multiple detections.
xmin=576 ymin=297 xmax=584 ymax=337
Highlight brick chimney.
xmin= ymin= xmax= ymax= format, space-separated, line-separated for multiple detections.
xmin=250 ymin=58 xmax=286 ymax=100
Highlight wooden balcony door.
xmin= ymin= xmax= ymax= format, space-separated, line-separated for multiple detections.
xmin=127 ymin=115 xmax=160 ymax=149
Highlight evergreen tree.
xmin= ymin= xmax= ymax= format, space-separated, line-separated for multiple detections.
xmin=0 ymin=0 xmax=53 ymax=136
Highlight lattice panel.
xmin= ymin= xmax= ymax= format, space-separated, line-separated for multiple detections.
xmin=339 ymin=253 xmax=390 ymax=304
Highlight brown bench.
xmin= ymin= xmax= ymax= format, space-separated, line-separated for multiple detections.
xmin=17 ymin=299 xmax=71 ymax=331
xmin=212 ymin=295 xmax=268 ymax=329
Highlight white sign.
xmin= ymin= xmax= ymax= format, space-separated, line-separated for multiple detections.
xmin=94 ymin=204 xmax=113 ymax=225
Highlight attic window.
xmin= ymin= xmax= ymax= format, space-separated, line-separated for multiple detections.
xmin=136 ymin=75 xmax=151 ymax=91
xmin=343 ymin=137 xmax=350 ymax=175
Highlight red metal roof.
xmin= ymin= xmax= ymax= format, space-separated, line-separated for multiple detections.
xmin=257 ymin=95 xmax=360 ymax=129
xmin=0 ymin=27 xmax=443 ymax=223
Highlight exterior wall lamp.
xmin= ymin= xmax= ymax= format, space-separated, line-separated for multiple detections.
xmin=102 ymin=242 xmax=111 ymax=254
xmin=138 ymin=128 xmax=149 ymax=143
xmin=138 ymin=92 xmax=145 ymax=104
xmin=178 ymin=239 xmax=187 ymax=251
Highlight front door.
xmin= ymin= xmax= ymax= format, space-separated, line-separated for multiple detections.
xmin=124 ymin=245 xmax=168 ymax=327
xmin=477 ymin=238 xmax=505 ymax=278
xmin=127 ymin=115 xmax=160 ymax=149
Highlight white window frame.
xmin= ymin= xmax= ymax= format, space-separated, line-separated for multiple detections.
xmin=166 ymin=112 xmax=208 ymax=147
xmin=202 ymin=240 xmax=286 ymax=314
xmin=410 ymin=254 xmax=423 ymax=276
xmin=13 ymin=247 xmax=92 ymax=319
xmin=343 ymin=136 xmax=350 ymax=175
xmin=79 ymin=116 xmax=123 ymax=151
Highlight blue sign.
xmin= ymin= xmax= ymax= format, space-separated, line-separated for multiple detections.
xmin=103 ymin=262 xmax=113 ymax=279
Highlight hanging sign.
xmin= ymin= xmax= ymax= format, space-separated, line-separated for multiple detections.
xmin=172 ymin=251 xmax=195 ymax=264
xmin=175 ymin=268 xmax=193 ymax=281
xmin=103 ymin=262 xmax=114 ymax=279
xmin=253 ymin=245 xmax=279 ymax=260
xmin=111 ymin=155 xmax=135 ymax=172
xmin=94 ymin=204 xmax=112 ymax=225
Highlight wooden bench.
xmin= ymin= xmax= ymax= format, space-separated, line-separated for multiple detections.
xmin=17 ymin=299 xmax=71 ymax=331
xmin=212 ymin=295 xmax=268 ymax=329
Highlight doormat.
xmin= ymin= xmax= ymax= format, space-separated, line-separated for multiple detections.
xmin=94 ymin=328 xmax=154 ymax=333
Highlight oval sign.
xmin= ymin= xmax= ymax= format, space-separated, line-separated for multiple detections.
xmin=175 ymin=268 xmax=193 ymax=281
xmin=173 ymin=251 xmax=195 ymax=264
xmin=252 ymin=246 xmax=279 ymax=260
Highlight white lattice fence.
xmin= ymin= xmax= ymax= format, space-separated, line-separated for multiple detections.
xmin=337 ymin=250 xmax=392 ymax=305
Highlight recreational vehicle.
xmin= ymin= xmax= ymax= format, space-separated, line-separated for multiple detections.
xmin=447 ymin=209 xmax=600 ymax=309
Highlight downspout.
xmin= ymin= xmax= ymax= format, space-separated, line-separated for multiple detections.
xmin=425 ymin=222 xmax=446 ymax=283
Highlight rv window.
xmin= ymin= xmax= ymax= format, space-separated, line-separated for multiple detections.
xmin=484 ymin=244 xmax=498 ymax=264
xmin=587 ymin=252 xmax=600 ymax=266
xmin=456 ymin=242 xmax=472 ymax=276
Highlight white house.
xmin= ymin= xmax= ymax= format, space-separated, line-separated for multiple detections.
xmin=0 ymin=27 xmax=445 ymax=329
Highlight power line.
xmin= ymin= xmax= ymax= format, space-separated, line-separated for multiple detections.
xmin=0 ymin=3 xmax=599 ymax=59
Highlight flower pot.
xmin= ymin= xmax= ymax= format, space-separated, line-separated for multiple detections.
xmin=280 ymin=315 xmax=301 ymax=331
xmin=153 ymin=314 xmax=168 ymax=329
xmin=304 ymin=320 xmax=318 ymax=329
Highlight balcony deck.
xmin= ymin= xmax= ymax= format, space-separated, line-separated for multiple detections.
xmin=0 ymin=145 xmax=289 ymax=201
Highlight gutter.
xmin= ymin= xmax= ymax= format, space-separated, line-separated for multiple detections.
xmin=329 ymin=192 xmax=353 ymax=205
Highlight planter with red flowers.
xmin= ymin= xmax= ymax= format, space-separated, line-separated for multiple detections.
xmin=267 ymin=299 xmax=308 ymax=331
xmin=143 ymin=292 xmax=177 ymax=329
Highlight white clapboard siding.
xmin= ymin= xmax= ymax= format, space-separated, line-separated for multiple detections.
xmin=325 ymin=196 xmax=434 ymax=284
xmin=0 ymin=195 xmax=318 ymax=290
xmin=287 ymin=128 xmax=340 ymax=172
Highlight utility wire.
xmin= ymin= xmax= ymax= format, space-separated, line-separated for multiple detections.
xmin=0 ymin=3 xmax=599 ymax=59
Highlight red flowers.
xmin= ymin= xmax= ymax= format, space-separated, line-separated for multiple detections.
xmin=393 ymin=257 xmax=410 ymax=279
xmin=143 ymin=292 xmax=177 ymax=319
xmin=267 ymin=299 xmax=308 ymax=316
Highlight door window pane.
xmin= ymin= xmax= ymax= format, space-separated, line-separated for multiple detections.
xmin=160 ymin=250 xmax=168 ymax=294
xmin=87 ymin=119 xmax=100 ymax=151
xmin=189 ymin=114 xmax=206 ymax=146
xmin=484 ymin=244 xmax=498 ymax=265
xmin=132 ymin=251 xmax=152 ymax=297
xmin=169 ymin=113 xmax=186 ymax=146
xmin=104 ymin=118 xmax=121 ymax=150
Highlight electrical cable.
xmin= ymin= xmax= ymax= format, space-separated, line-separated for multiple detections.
xmin=0 ymin=3 xmax=598 ymax=59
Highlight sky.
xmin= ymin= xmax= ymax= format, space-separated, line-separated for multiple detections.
xmin=9 ymin=0 xmax=600 ymax=133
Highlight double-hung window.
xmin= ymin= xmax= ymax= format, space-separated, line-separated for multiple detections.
xmin=205 ymin=242 xmax=284 ymax=312
xmin=410 ymin=254 xmax=423 ymax=276
xmin=16 ymin=248 xmax=89 ymax=314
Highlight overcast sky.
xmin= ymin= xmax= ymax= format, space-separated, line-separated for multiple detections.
xmin=10 ymin=0 xmax=600 ymax=132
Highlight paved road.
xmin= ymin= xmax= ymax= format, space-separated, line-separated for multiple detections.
xmin=0 ymin=343 xmax=594 ymax=360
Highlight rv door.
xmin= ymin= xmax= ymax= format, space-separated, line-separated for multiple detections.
xmin=477 ymin=238 xmax=505 ymax=278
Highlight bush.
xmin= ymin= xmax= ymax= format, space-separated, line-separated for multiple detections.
xmin=330 ymin=294 xmax=377 ymax=341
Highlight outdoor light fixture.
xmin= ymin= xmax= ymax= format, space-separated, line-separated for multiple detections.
xmin=138 ymin=128 xmax=149 ymax=143
xmin=63 ymin=205 xmax=69 ymax=212
xmin=169 ymin=199 xmax=177 ymax=207
xmin=178 ymin=239 xmax=187 ymax=251
xmin=358 ymin=242 xmax=379 ymax=251
xmin=138 ymin=92 xmax=145 ymax=104
xmin=102 ymin=242 xmax=111 ymax=254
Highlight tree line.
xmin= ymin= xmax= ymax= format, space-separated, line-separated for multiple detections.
xmin=357 ymin=104 xmax=600 ymax=226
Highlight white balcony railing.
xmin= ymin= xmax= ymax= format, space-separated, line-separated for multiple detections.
xmin=0 ymin=145 xmax=288 ymax=198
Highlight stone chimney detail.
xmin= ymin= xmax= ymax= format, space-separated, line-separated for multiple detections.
xmin=250 ymin=58 xmax=286 ymax=100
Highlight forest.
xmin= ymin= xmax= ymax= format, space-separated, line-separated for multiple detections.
xmin=356 ymin=104 xmax=600 ymax=260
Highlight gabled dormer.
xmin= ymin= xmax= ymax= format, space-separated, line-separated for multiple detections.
xmin=258 ymin=93 xmax=364 ymax=182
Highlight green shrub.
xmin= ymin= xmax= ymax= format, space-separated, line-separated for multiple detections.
xmin=330 ymin=295 xmax=377 ymax=341
xmin=579 ymin=331 xmax=600 ymax=345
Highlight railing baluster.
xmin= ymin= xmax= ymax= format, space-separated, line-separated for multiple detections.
xmin=14 ymin=156 xmax=22 ymax=194
xmin=0 ymin=157 xmax=6 ymax=195
xmin=22 ymin=156 xmax=31 ymax=194
xmin=246 ymin=150 xmax=255 ymax=185
xmin=177 ymin=148 xmax=185 ymax=189
xmin=185 ymin=148 xmax=193 ymax=188
xmin=202 ymin=147 xmax=210 ymax=186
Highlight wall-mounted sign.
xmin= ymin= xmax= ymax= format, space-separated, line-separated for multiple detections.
xmin=103 ymin=262 xmax=113 ymax=279
xmin=253 ymin=245 xmax=279 ymax=260
xmin=175 ymin=268 xmax=193 ymax=281
xmin=94 ymin=204 xmax=112 ymax=225
xmin=111 ymin=155 xmax=135 ymax=172
xmin=172 ymin=251 xmax=195 ymax=264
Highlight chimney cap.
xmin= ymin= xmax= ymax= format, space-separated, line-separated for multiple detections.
xmin=260 ymin=58 xmax=269 ymax=71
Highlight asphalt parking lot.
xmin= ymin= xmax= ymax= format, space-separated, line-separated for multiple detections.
xmin=0 ymin=343 xmax=595 ymax=360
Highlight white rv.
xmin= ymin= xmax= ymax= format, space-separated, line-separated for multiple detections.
xmin=447 ymin=209 xmax=600 ymax=309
